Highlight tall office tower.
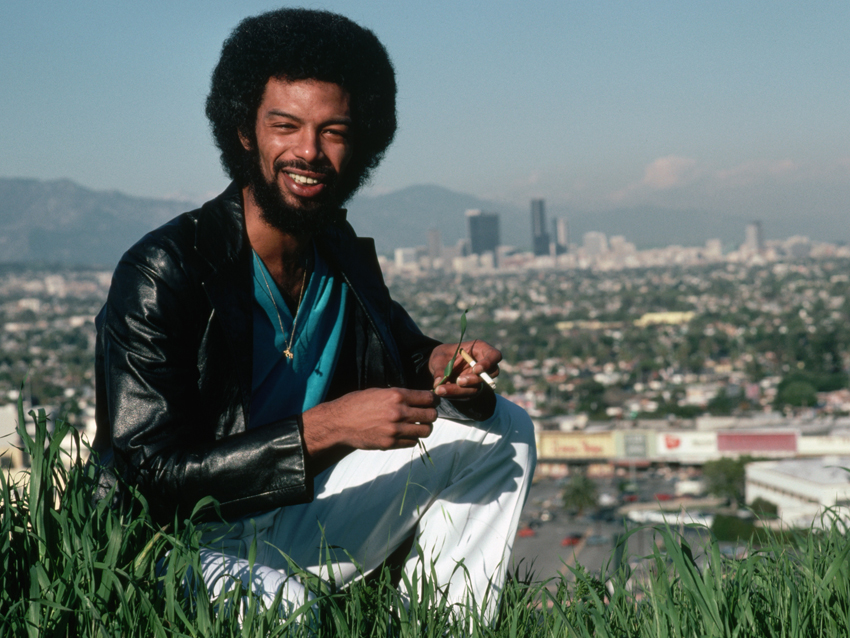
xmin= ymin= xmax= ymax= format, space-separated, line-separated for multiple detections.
xmin=552 ymin=217 xmax=569 ymax=254
xmin=466 ymin=209 xmax=500 ymax=262
xmin=744 ymin=221 xmax=763 ymax=253
xmin=531 ymin=199 xmax=550 ymax=256
xmin=427 ymin=228 xmax=442 ymax=264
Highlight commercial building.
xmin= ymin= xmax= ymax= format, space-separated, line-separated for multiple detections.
xmin=583 ymin=231 xmax=608 ymax=257
xmin=466 ymin=209 xmax=500 ymax=263
xmin=746 ymin=458 xmax=850 ymax=527
xmin=530 ymin=199 xmax=549 ymax=256
xmin=427 ymin=228 xmax=442 ymax=265
xmin=394 ymin=247 xmax=420 ymax=270
xmin=744 ymin=221 xmax=763 ymax=253
xmin=552 ymin=217 xmax=569 ymax=254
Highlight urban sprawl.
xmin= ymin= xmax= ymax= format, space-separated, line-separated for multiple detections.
xmin=1 ymin=200 xmax=849 ymax=529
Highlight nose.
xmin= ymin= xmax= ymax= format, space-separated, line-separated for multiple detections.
xmin=294 ymin=128 xmax=323 ymax=164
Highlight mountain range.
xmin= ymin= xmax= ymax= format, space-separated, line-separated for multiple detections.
xmin=0 ymin=178 xmax=190 ymax=266
xmin=0 ymin=177 xmax=843 ymax=267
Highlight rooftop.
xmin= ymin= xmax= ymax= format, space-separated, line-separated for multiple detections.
xmin=766 ymin=458 xmax=850 ymax=485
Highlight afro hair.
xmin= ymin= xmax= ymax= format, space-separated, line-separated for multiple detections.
xmin=205 ymin=8 xmax=397 ymax=199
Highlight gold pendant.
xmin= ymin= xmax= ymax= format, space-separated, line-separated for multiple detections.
xmin=283 ymin=349 xmax=294 ymax=360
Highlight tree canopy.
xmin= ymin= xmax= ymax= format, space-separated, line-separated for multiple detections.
xmin=562 ymin=474 xmax=598 ymax=515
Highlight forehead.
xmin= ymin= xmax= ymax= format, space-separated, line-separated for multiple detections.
xmin=258 ymin=77 xmax=351 ymax=118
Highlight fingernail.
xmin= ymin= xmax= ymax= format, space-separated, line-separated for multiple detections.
xmin=435 ymin=386 xmax=446 ymax=396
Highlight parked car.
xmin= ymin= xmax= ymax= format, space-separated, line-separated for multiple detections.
xmin=561 ymin=533 xmax=583 ymax=547
xmin=674 ymin=479 xmax=705 ymax=497
xmin=598 ymin=493 xmax=618 ymax=507
xmin=654 ymin=493 xmax=674 ymax=501
xmin=585 ymin=534 xmax=609 ymax=546
xmin=518 ymin=526 xmax=536 ymax=538
xmin=591 ymin=507 xmax=619 ymax=522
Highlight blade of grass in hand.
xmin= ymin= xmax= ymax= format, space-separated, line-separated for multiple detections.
xmin=436 ymin=309 xmax=468 ymax=387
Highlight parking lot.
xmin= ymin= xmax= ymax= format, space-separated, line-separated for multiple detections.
xmin=510 ymin=470 xmax=711 ymax=585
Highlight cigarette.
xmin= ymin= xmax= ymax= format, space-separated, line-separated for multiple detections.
xmin=459 ymin=349 xmax=497 ymax=390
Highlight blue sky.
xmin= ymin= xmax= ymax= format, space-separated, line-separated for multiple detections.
xmin=2 ymin=1 xmax=848 ymax=225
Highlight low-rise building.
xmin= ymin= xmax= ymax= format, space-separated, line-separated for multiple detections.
xmin=746 ymin=457 xmax=850 ymax=528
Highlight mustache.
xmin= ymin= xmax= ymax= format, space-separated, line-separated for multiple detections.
xmin=273 ymin=159 xmax=336 ymax=178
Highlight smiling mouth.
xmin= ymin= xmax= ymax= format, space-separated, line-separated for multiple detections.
xmin=286 ymin=172 xmax=321 ymax=186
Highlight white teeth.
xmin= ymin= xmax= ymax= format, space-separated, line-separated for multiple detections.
xmin=288 ymin=173 xmax=320 ymax=185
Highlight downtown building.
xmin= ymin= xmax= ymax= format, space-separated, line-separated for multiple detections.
xmin=530 ymin=199 xmax=549 ymax=256
xmin=466 ymin=209 xmax=500 ymax=267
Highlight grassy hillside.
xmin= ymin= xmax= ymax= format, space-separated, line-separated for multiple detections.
xmin=3 ymin=407 xmax=850 ymax=637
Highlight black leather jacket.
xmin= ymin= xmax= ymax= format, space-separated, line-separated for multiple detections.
xmin=92 ymin=183 xmax=494 ymax=522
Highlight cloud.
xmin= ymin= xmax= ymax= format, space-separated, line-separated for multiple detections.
xmin=609 ymin=155 xmax=699 ymax=202
xmin=608 ymin=156 xmax=814 ymax=206
xmin=641 ymin=156 xmax=699 ymax=190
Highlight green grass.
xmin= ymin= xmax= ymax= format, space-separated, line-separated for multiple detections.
xmin=4 ymin=407 xmax=850 ymax=636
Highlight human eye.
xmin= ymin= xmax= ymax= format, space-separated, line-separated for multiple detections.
xmin=324 ymin=126 xmax=350 ymax=141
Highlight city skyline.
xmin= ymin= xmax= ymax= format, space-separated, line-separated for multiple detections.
xmin=384 ymin=190 xmax=844 ymax=275
xmin=2 ymin=1 xmax=849 ymax=232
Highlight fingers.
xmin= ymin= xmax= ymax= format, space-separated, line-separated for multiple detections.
xmin=395 ymin=421 xmax=433 ymax=441
xmin=380 ymin=390 xmax=436 ymax=447
xmin=366 ymin=409 xmax=433 ymax=450
xmin=434 ymin=382 xmax=483 ymax=398
xmin=404 ymin=407 xmax=438 ymax=426
xmin=376 ymin=388 xmax=437 ymax=427
xmin=432 ymin=340 xmax=502 ymax=396
xmin=463 ymin=341 xmax=502 ymax=373
xmin=396 ymin=387 xmax=439 ymax=408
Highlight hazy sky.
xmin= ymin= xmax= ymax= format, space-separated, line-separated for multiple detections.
xmin=2 ymin=1 xmax=848 ymax=223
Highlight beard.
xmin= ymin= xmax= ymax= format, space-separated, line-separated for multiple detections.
xmin=246 ymin=153 xmax=345 ymax=236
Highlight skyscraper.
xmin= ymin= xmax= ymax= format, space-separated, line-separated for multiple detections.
xmin=531 ymin=199 xmax=549 ymax=256
xmin=466 ymin=209 xmax=500 ymax=262
xmin=552 ymin=217 xmax=569 ymax=254
xmin=744 ymin=221 xmax=763 ymax=253
xmin=427 ymin=228 xmax=442 ymax=264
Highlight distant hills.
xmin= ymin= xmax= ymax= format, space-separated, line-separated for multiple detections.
xmin=0 ymin=177 xmax=843 ymax=267
xmin=346 ymin=185 xmax=523 ymax=254
xmin=0 ymin=178 xmax=190 ymax=266
xmin=346 ymin=185 xmax=751 ymax=254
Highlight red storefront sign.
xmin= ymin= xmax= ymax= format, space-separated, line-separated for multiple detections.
xmin=716 ymin=432 xmax=796 ymax=453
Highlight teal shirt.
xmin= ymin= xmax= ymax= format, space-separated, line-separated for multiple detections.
xmin=250 ymin=246 xmax=349 ymax=428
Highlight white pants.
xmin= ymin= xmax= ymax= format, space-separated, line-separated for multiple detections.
xmin=198 ymin=396 xmax=536 ymax=617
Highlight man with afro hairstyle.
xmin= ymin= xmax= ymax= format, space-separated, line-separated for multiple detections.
xmin=93 ymin=7 xmax=535 ymax=618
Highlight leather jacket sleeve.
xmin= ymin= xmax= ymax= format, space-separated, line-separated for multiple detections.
xmin=96 ymin=232 xmax=312 ymax=522
xmin=93 ymin=193 xmax=494 ymax=523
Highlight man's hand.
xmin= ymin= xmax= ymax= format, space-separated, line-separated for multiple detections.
xmin=301 ymin=388 xmax=437 ymax=471
xmin=430 ymin=340 xmax=501 ymax=398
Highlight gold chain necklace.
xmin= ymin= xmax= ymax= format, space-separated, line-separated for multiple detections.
xmin=254 ymin=252 xmax=308 ymax=360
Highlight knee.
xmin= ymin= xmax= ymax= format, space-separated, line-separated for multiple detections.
xmin=490 ymin=396 xmax=537 ymax=471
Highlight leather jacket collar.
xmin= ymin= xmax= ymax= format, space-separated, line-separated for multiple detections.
xmin=190 ymin=183 xmax=405 ymax=415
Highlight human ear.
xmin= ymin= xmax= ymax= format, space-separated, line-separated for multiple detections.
xmin=238 ymin=128 xmax=253 ymax=151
